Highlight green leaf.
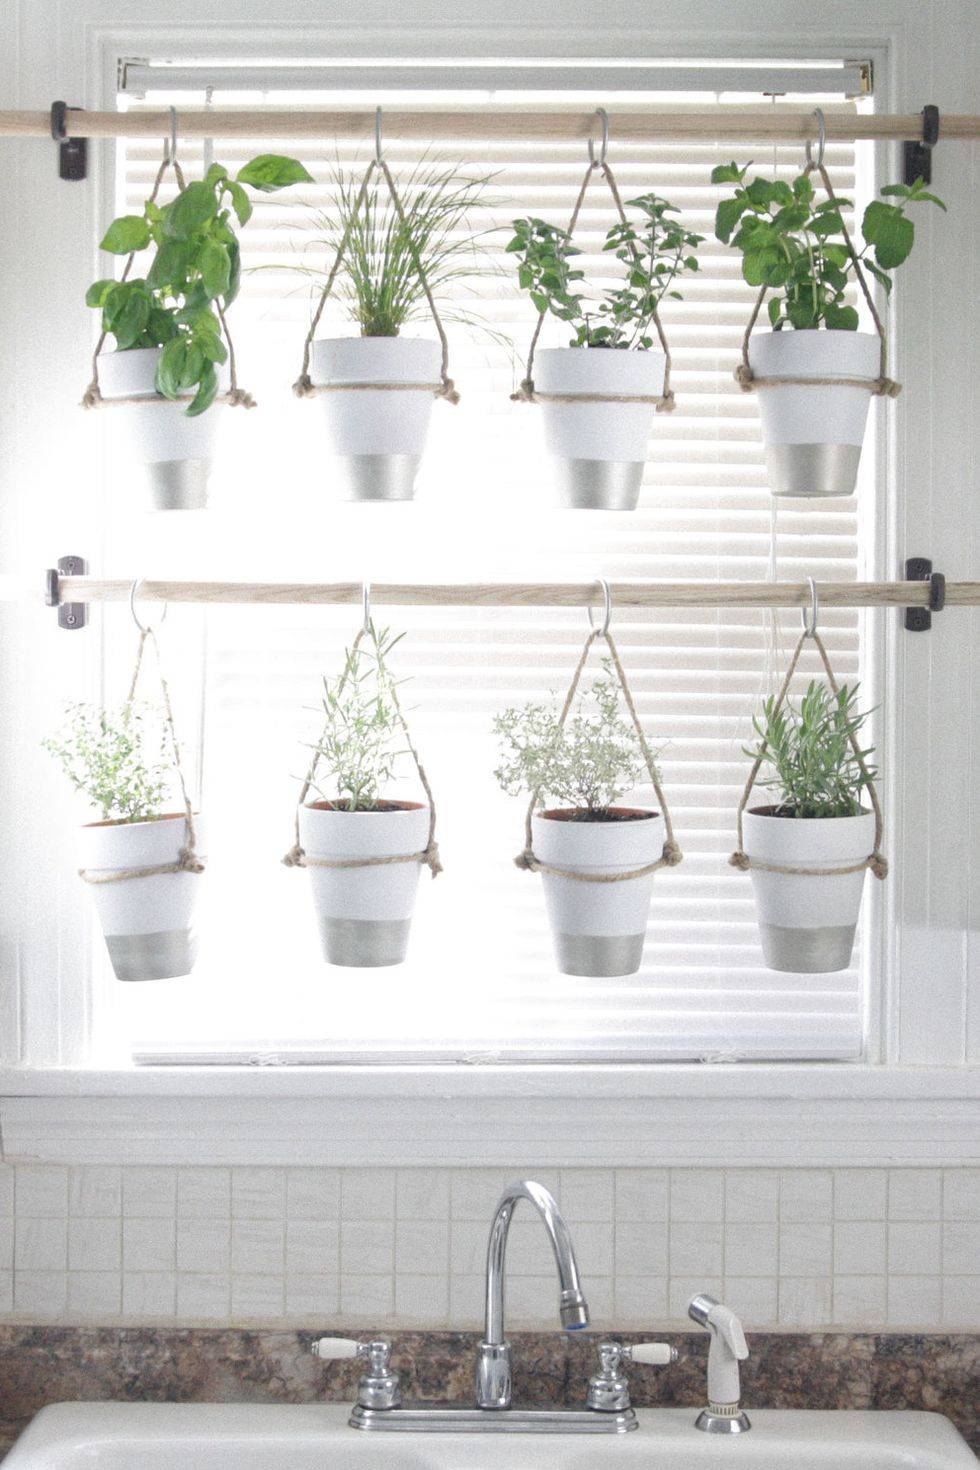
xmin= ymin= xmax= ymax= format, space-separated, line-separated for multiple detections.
xmin=204 ymin=162 xmax=229 ymax=186
xmin=235 ymin=154 xmax=313 ymax=192
xmin=710 ymin=161 xmax=747 ymax=185
xmin=823 ymin=303 xmax=860 ymax=330
xmin=715 ymin=196 xmax=747 ymax=244
xmin=186 ymin=363 xmax=219 ymax=417
xmin=156 ymin=337 xmax=194 ymax=398
xmin=146 ymin=237 xmax=187 ymax=291
xmin=879 ymin=183 xmax=912 ymax=199
xmin=111 ymin=287 xmax=151 ymax=349
xmin=145 ymin=308 xmax=179 ymax=345
xmin=226 ymin=180 xmax=253 ymax=225
xmin=199 ymin=239 xmax=231 ymax=298
xmin=85 ymin=278 xmax=117 ymax=308
xmin=166 ymin=181 xmax=218 ymax=240
xmin=862 ymin=199 xmax=914 ymax=268
xmin=100 ymin=215 xmax=150 ymax=254
xmin=768 ymin=296 xmax=783 ymax=327
xmin=197 ymin=331 xmax=228 ymax=364
xmin=225 ymin=239 xmax=241 ymax=304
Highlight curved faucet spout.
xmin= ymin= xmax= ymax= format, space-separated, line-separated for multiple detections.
xmin=476 ymin=1179 xmax=589 ymax=1409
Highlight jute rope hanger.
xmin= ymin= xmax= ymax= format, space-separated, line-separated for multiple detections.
xmin=734 ymin=108 xmax=901 ymax=400
xmin=512 ymin=109 xmax=676 ymax=413
xmin=81 ymin=109 xmax=256 ymax=412
xmin=515 ymin=578 xmax=683 ymax=884
xmin=79 ymin=582 xmax=205 ymax=886
xmin=729 ymin=578 xmax=888 ymax=881
xmin=282 ymin=583 xmax=443 ymax=877
xmin=292 ymin=107 xmax=459 ymax=405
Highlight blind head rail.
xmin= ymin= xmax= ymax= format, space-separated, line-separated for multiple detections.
xmin=47 ymin=574 xmax=977 ymax=614
xmin=3 ymin=106 xmax=979 ymax=143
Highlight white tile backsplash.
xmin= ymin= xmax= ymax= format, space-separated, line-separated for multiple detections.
xmin=0 ymin=1165 xmax=972 ymax=1331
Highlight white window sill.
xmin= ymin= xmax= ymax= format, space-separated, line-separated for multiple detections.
xmin=1 ymin=1063 xmax=977 ymax=1167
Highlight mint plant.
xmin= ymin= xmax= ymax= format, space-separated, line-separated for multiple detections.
xmin=43 ymin=702 xmax=173 ymax=823
xmin=86 ymin=154 xmax=312 ymax=414
xmin=508 ymin=195 xmax=702 ymax=348
xmin=493 ymin=670 xmax=657 ymax=816
xmin=306 ymin=625 xmax=410 ymax=811
xmin=745 ymin=681 xmax=876 ymax=818
xmin=711 ymin=165 xmax=945 ymax=330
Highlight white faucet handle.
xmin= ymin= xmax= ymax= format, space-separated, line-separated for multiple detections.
xmin=312 ymin=1336 xmax=362 ymax=1360
xmin=713 ymin=1306 xmax=748 ymax=1361
xmin=628 ymin=1342 xmax=677 ymax=1366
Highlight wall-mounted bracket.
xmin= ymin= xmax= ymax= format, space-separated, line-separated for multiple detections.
xmin=903 ymin=103 xmax=940 ymax=186
xmin=904 ymin=557 xmax=946 ymax=632
xmin=45 ymin=555 xmax=89 ymax=630
xmin=50 ymin=101 xmax=87 ymax=181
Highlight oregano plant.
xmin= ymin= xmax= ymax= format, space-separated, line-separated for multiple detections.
xmin=711 ymin=164 xmax=945 ymax=330
xmin=86 ymin=154 xmax=313 ymax=414
xmin=493 ymin=669 xmax=657 ymax=817
xmin=43 ymin=702 xmax=173 ymax=823
xmin=745 ymin=681 xmax=877 ymax=818
xmin=508 ymin=195 xmax=703 ymax=348
xmin=305 ymin=624 xmax=410 ymax=811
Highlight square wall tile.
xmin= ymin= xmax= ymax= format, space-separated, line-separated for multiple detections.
xmin=888 ymin=1221 xmax=941 ymax=1276
xmin=13 ymin=1271 xmax=67 ymax=1317
xmin=941 ymin=1276 xmax=980 ymax=1328
xmin=725 ymin=1222 xmax=778 ymax=1277
xmin=176 ymin=1218 xmax=230 ymax=1274
xmin=559 ymin=1171 xmax=614 ymax=1223
xmin=725 ymin=1171 xmax=779 ymax=1222
xmin=339 ymin=1274 xmax=395 ymax=1322
xmin=232 ymin=1170 xmax=285 ymax=1220
xmin=122 ymin=1169 xmax=175 ymax=1219
xmin=670 ymin=1220 xmax=723 ymax=1277
xmin=0 ymin=1221 xmax=13 ymax=1272
xmin=724 ymin=1276 xmax=778 ymax=1324
xmin=231 ymin=1219 xmax=285 ymax=1275
xmin=231 ymin=1273 xmax=284 ymax=1320
xmin=396 ymin=1171 xmax=450 ymax=1221
xmin=67 ymin=1271 xmax=121 ymax=1317
xmin=69 ymin=1168 xmax=122 ymax=1220
xmin=778 ymin=1277 xmax=832 ymax=1328
xmin=615 ymin=1221 xmax=668 ymax=1277
xmin=15 ymin=1167 xmax=68 ymax=1217
xmin=284 ymin=1272 xmax=339 ymax=1319
xmin=0 ymin=1167 xmax=13 ymax=1216
xmin=123 ymin=1218 xmax=176 ymax=1274
xmin=834 ymin=1221 xmax=886 ymax=1276
xmin=834 ymin=1170 xmax=887 ymax=1221
xmin=286 ymin=1219 xmax=340 ymax=1275
xmin=122 ymin=1272 xmax=176 ymax=1319
xmin=779 ymin=1222 xmax=832 ymax=1277
xmin=395 ymin=1273 xmax=450 ymax=1326
xmin=942 ymin=1220 xmax=980 ymax=1275
xmin=886 ymin=1275 xmax=942 ymax=1327
xmin=15 ymin=1218 xmax=67 ymax=1272
xmin=943 ymin=1170 xmax=980 ymax=1220
xmin=615 ymin=1170 xmax=669 ymax=1223
xmin=670 ymin=1172 xmax=724 ymax=1222
xmin=176 ymin=1273 xmax=231 ymax=1320
xmin=286 ymin=1169 xmax=341 ymax=1221
xmin=833 ymin=1275 xmax=886 ymax=1325
xmin=395 ymin=1220 xmax=449 ymax=1275
xmin=341 ymin=1220 xmax=393 ymax=1276
xmin=177 ymin=1169 xmax=231 ymax=1219
xmin=669 ymin=1276 xmax=722 ymax=1323
xmin=342 ymin=1171 xmax=396 ymax=1221
xmin=780 ymin=1172 xmax=832 ymax=1222
xmin=68 ymin=1217 xmax=120 ymax=1273
xmin=614 ymin=1275 xmax=667 ymax=1325
xmin=0 ymin=1272 xmax=13 ymax=1313
xmin=888 ymin=1171 xmax=942 ymax=1220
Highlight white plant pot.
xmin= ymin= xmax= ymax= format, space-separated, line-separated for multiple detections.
xmin=76 ymin=812 xmax=205 ymax=982
xmin=298 ymin=800 xmax=430 ymax=967
xmin=533 ymin=347 xmax=667 ymax=511
xmin=531 ymin=807 xmax=664 ymax=976
xmin=97 ymin=346 xmax=227 ymax=511
xmin=747 ymin=330 xmax=881 ymax=498
xmin=742 ymin=806 xmax=875 ymax=973
xmin=309 ymin=336 xmax=442 ymax=502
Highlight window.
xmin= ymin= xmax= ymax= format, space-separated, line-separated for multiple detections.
xmin=95 ymin=62 xmax=876 ymax=1065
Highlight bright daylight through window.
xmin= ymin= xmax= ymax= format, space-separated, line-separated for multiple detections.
xmin=94 ymin=61 xmax=877 ymax=1065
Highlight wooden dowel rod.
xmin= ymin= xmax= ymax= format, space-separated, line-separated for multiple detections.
xmin=4 ymin=107 xmax=980 ymax=144
xmin=56 ymin=578 xmax=980 ymax=611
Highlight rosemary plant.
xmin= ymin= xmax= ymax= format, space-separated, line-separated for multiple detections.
xmin=298 ymin=159 xmax=497 ymax=338
xmin=493 ymin=669 xmax=657 ymax=818
xmin=306 ymin=625 xmax=410 ymax=811
xmin=745 ymin=681 xmax=877 ymax=818
xmin=43 ymin=702 xmax=172 ymax=823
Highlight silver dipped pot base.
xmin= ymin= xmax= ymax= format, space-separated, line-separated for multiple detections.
xmin=766 ymin=443 xmax=862 ymax=498
xmin=336 ymin=455 xmax=420 ymax=502
xmin=320 ymin=917 xmax=412 ymax=967
xmin=554 ymin=932 xmax=644 ymax=977
xmin=146 ymin=459 xmax=210 ymax=511
xmin=760 ymin=923 xmax=857 ymax=974
xmin=105 ymin=928 xmax=197 ymax=982
xmin=553 ymin=459 xmax=644 ymax=511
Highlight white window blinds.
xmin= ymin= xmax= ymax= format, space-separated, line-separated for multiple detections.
xmin=102 ymin=73 xmax=875 ymax=1065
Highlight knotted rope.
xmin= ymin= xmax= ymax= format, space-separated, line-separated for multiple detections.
xmin=511 ymin=156 xmax=676 ymax=413
xmin=283 ymin=626 xmax=442 ymax=878
xmin=81 ymin=144 xmax=256 ymax=412
xmin=515 ymin=626 xmax=682 ymax=883
xmin=733 ymin=159 xmax=901 ymax=400
xmin=729 ymin=626 xmax=888 ymax=880
xmin=79 ymin=626 xmax=204 ymax=885
xmin=292 ymin=155 xmax=459 ymax=405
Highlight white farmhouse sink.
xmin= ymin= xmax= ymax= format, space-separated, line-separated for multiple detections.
xmin=4 ymin=1404 xmax=976 ymax=1469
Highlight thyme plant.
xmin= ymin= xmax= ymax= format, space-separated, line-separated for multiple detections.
xmin=507 ymin=195 xmax=703 ymax=348
xmin=711 ymin=165 xmax=945 ymax=330
xmin=87 ymin=154 xmax=312 ymax=414
xmin=493 ymin=669 xmax=657 ymax=817
xmin=43 ymin=702 xmax=172 ymax=823
xmin=745 ymin=681 xmax=877 ymax=818
xmin=306 ymin=625 xmax=410 ymax=811
xmin=297 ymin=159 xmax=497 ymax=338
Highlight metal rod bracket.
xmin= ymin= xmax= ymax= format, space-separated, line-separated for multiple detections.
xmin=50 ymin=101 xmax=88 ymax=181
xmin=46 ymin=555 xmax=89 ymax=630
xmin=903 ymin=103 xmax=939 ymax=186
xmin=904 ymin=556 xmax=946 ymax=632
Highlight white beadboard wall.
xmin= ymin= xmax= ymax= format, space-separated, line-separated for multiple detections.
xmin=0 ymin=1164 xmax=976 ymax=1331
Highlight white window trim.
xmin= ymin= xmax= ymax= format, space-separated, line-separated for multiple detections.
xmin=1 ymin=2 xmax=976 ymax=1166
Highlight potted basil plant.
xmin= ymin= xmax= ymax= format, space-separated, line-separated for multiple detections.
xmin=713 ymin=166 xmax=945 ymax=496
xmin=86 ymin=154 xmax=312 ymax=510
xmin=299 ymin=161 xmax=493 ymax=502
xmin=739 ymin=681 xmax=879 ymax=973
xmin=493 ymin=671 xmax=664 ymax=977
xmin=508 ymin=196 xmax=702 ymax=510
xmin=43 ymin=702 xmax=204 ymax=981
xmin=296 ymin=626 xmax=431 ymax=967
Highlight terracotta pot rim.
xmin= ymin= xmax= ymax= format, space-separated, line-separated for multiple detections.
xmin=538 ymin=805 xmax=661 ymax=823
xmin=305 ymin=799 xmax=426 ymax=814
xmin=83 ymin=811 xmax=195 ymax=830
xmin=747 ymin=803 xmax=873 ymax=820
